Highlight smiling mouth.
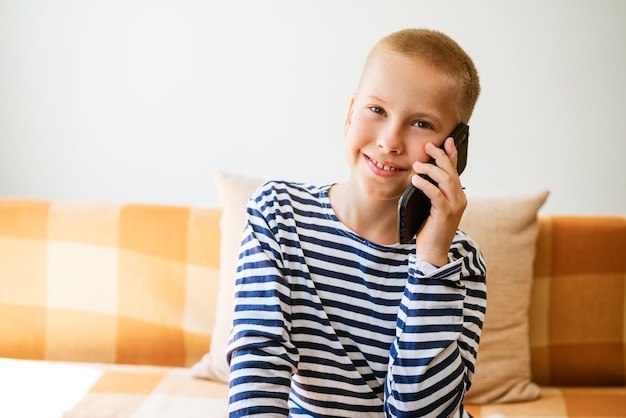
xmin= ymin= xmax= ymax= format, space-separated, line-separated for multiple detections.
xmin=369 ymin=156 xmax=401 ymax=172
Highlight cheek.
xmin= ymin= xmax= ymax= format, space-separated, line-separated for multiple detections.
xmin=407 ymin=142 xmax=429 ymax=164
xmin=344 ymin=125 xmax=368 ymax=163
xmin=345 ymin=116 xmax=375 ymax=145
xmin=344 ymin=122 xmax=369 ymax=166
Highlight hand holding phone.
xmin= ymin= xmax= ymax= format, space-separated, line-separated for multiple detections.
xmin=397 ymin=123 xmax=469 ymax=244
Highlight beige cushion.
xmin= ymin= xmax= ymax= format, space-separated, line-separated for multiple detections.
xmin=192 ymin=171 xmax=548 ymax=405
xmin=462 ymin=190 xmax=549 ymax=404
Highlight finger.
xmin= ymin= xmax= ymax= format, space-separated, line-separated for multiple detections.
xmin=424 ymin=140 xmax=455 ymax=175
xmin=443 ymin=137 xmax=459 ymax=170
xmin=412 ymin=159 xmax=464 ymax=206
xmin=412 ymin=158 xmax=453 ymax=190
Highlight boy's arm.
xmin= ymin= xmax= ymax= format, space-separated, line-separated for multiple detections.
xmin=385 ymin=235 xmax=487 ymax=417
xmin=226 ymin=206 xmax=297 ymax=417
xmin=412 ymin=138 xmax=469 ymax=268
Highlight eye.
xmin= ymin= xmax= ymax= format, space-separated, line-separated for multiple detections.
xmin=412 ymin=120 xmax=433 ymax=130
xmin=369 ymin=106 xmax=386 ymax=116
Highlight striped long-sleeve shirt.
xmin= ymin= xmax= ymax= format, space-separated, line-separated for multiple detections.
xmin=227 ymin=181 xmax=487 ymax=417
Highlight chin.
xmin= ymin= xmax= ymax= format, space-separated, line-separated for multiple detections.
xmin=364 ymin=184 xmax=405 ymax=203
xmin=354 ymin=166 xmax=409 ymax=202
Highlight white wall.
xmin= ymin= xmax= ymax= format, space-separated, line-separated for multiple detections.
xmin=1 ymin=0 xmax=624 ymax=215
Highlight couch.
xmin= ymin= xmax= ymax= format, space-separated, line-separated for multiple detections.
xmin=1 ymin=172 xmax=625 ymax=417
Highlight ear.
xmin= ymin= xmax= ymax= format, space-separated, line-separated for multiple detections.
xmin=343 ymin=95 xmax=355 ymax=136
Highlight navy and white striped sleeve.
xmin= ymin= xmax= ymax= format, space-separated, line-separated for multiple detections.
xmin=384 ymin=238 xmax=487 ymax=417
xmin=226 ymin=189 xmax=298 ymax=417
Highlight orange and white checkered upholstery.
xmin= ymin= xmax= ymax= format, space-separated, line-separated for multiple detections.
xmin=467 ymin=215 xmax=626 ymax=417
xmin=0 ymin=358 xmax=229 ymax=418
xmin=2 ymin=199 xmax=626 ymax=417
xmin=0 ymin=199 xmax=222 ymax=367
xmin=466 ymin=387 xmax=626 ymax=417
xmin=529 ymin=216 xmax=626 ymax=386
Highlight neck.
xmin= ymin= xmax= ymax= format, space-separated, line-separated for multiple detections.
xmin=329 ymin=182 xmax=400 ymax=245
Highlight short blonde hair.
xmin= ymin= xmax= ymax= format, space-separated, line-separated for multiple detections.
xmin=362 ymin=29 xmax=480 ymax=123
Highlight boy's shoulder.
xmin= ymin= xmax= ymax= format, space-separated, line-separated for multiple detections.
xmin=248 ymin=180 xmax=333 ymax=214
xmin=253 ymin=180 xmax=331 ymax=202
xmin=247 ymin=180 xmax=336 ymax=228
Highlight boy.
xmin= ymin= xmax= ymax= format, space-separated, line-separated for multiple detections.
xmin=227 ymin=29 xmax=486 ymax=417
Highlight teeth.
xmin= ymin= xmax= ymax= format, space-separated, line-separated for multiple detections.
xmin=372 ymin=158 xmax=398 ymax=171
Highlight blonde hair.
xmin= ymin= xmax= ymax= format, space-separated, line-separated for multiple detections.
xmin=361 ymin=29 xmax=480 ymax=123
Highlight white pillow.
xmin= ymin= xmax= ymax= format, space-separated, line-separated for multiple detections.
xmin=190 ymin=171 xmax=263 ymax=382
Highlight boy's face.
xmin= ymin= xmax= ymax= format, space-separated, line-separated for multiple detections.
xmin=344 ymin=51 xmax=458 ymax=202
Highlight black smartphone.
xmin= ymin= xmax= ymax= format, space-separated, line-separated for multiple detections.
xmin=397 ymin=123 xmax=469 ymax=244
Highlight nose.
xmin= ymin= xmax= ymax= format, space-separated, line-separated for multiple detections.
xmin=376 ymin=123 xmax=404 ymax=154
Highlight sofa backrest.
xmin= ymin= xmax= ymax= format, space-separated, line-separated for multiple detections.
xmin=0 ymin=199 xmax=221 ymax=367
xmin=529 ymin=216 xmax=626 ymax=386
xmin=1 ymin=198 xmax=625 ymax=387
